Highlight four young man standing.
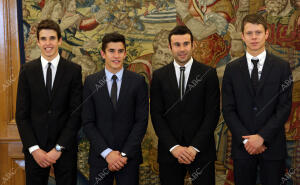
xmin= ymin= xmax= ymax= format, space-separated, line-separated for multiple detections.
xmin=16 ymin=13 xmax=292 ymax=185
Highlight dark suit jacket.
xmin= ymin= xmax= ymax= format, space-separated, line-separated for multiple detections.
xmin=150 ymin=60 xmax=220 ymax=163
xmin=82 ymin=69 xmax=149 ymax=167
xmin=16 ymin=57 xmax=82 ymax=152
xmin=222 ymin=52 xmax=292 ymax=160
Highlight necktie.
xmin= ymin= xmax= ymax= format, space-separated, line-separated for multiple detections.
xmin=179 ymin=66 xmax=185 ymax=100
xmin=111 ymin=75 xmax=118 ymax=110
xmin=251 ymin=59 xmax=259 ymax=93
xmin=46 ymin=63 xmax=52 ymax=97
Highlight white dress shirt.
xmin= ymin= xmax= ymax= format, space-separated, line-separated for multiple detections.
xmin=28 ymin=54 xmax=60 ymax=154
xmin=246 ymin=50 xmax=266 ymax=80
xmin=173 ymin=58 xmax=193 ymax=90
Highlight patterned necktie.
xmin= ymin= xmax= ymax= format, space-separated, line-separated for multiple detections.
xmin=251 ymin=59 xmax=259 ymax=93
xmin=179 ymin=66 xmax=185 ymax=100
xmin=111 ymin=75 xmax=118 ymax=110
xmin=46 ymin=63 xmax=52 ymax=97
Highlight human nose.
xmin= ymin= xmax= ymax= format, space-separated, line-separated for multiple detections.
xmin=45 ymin=38 xmax=51 ymax=45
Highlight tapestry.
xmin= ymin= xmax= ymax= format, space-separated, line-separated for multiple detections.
xmin=18 ymin=0 xmax=300 ymax=184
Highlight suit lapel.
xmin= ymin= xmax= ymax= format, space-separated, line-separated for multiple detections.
xmin=34 ymin=59 xmax=49 ymax=100
xmin=168 ymin=63 xmax=180 ymax=99
xmin=257 ymin=52 xmax=273 ymax=94
xmin=117 ymin=68 xmax=129 ymax=109
xmin=51 ymin=58 xmax=65 ymax=101
xmin=239 ymin=55 xmax=255 ymax=96
xmin=97 ymin=70 xmax=112 ymax=108
xmin=185 ymin=61 xmax=199 ymax=93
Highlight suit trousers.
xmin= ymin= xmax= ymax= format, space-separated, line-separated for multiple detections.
xmin=24 ymin=149 xmax=77 ymax=185
xmin=89 ymin=159 xmax=139 ymax=185
xmin=159 ymin=160 xmax=215 ymax=185
xmin=233 ymin=157 xmax=285 ymax=185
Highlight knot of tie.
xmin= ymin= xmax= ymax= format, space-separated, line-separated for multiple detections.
xmin=112 ymin=75 xmax=117 ymax=81
xmin=180 ymin=66 xmax=185 ymax=71
xmin=251 ymin=59 xmax=259 ymax=67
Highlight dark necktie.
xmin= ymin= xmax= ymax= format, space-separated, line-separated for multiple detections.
xmin=251 ymin=59 xmax=259 ymax=93
xmin=46 ymin=63 xmax=52 ymax=97
xmin=179 ymin=66 xmax=185 ymax=100
xmin=111 ymin=75 xmax=118 ymax=110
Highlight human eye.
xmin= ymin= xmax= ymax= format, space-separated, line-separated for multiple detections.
xmin=183 ymin=42 xmax=190 ymax=46
xmin=50 ymin=36 xmax=56 ymax=40
xmin=118 ymin=49 xmax=125 ymax=53
xmin=173 ymin=42 xmax=180 ymax=47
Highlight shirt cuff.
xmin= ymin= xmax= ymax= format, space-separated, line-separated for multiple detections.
xmin=243 ymin=139 xmax=249 ymax=144
xmin=192 ymin=146 xmax=200 ymax=153
xmin=169 ymin=145 xmax=179 ymax=152
xmin=101 ymin=148 xmax=113 ymax=159
xmin=29 ymin=145 xmax=40 ymax=154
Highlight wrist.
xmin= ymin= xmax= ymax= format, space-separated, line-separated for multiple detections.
xmin=55 ymin=144 xmax=65 ymax=152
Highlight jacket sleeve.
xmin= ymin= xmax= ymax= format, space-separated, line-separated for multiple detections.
xmin=150 ymin=70 xmax=179 ymax=150
xmin=16 ymin=65 xmax=39 ymax=150
xmin=82 ymin=76 xmax=110 ymax=155
xmin=222 ymin=64 xmax=251 ymax=145
xmin=257 ymin=61 xmax=292 ymax=144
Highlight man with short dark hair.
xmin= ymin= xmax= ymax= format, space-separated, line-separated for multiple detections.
xmin=16 ymin=19 xmax=82 ymax=185
xmin=222 ymin=14 xmax=293 ymax=185
xmin=82 ymin=32 xmax=148 ymax=185
xmin=150 ymin=25 xmax=220 ymax=185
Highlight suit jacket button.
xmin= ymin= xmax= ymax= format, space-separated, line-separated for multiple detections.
xmin=48 ymin=110 xmax=52 ymax=114
xmin=253 ymin=107 xmax=258 ymax=111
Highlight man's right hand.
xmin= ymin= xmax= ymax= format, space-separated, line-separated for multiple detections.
xmin=171 ymin=146 xmax=194 ymax=164
xmin=32 ymin=149 xmax=56 ymax=168
xmin=105 ymin=151 xmax=127 ymax=171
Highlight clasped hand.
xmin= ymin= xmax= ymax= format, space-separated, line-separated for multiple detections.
xmin=171 ymin=146 xmax=197 ymax=164
xmin=242 ymin=134 xmax=267 ymax=155
xmin=105 ymin=151 xmax=127 ymax=172
xmin=32 ymin=148 xmax=62 ymax=168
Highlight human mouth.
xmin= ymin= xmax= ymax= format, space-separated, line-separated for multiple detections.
xmin=45 ymin=47 xmax=53 ymax=52
xmin=112 ymin=60 xmax=120 ymax=64
xmin=178 ymin=53 xmax=187 ymax=58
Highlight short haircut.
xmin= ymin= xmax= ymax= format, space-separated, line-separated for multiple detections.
xmin=168 ymin=25 xmax=193 ymax=47
xmin=101 ymin=32 xmax=126 ymax=52
xmin=37 ymin=19 xmax=61 ymax=40
xmin=241 ymin=14 xmax=268 ymax=33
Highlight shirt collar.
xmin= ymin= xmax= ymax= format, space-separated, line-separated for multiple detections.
xmin=105 ymin=67 xmax=124 ymax=81
xmin=173 ymin=57 xmax=193 ymax=69
xmin=246 ymin=50 xmax=266 ymax=66
xmin=41 ymin=54 xmax=60 ymax=69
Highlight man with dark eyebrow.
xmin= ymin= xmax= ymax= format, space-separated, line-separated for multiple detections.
xmin=16 ymin=19 xmax=82 ymax=185
xmin=82 ymin=32 xmax=148 ymax=185
xmin=222 ymin=14 xmax=293 ymax=185
xmin=150 ymin=25 xmax=220 ymax=185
